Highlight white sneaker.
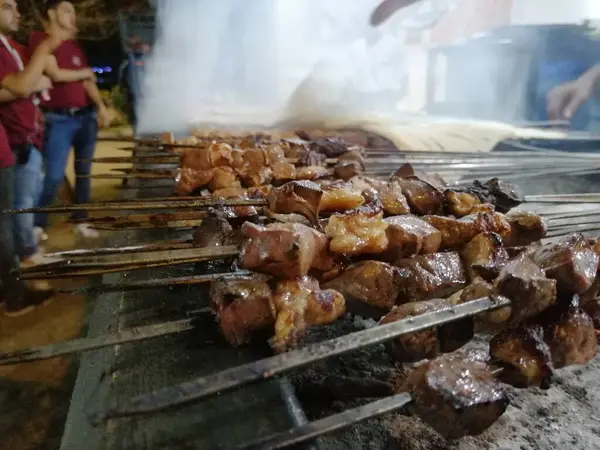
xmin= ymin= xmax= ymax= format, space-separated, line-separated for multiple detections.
xmin=20 ymin=252 xmax=59 ymax=291
xmin=74 ymin=223 xmax=100 ymax=239
xmin=34 ymin=226 xmax=48 ymax=244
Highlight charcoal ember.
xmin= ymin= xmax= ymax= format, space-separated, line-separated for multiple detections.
xmin=490 ymin=325 xmax=554 ymax=389
xmin=400 ymin=349 xmax=509 ymax=440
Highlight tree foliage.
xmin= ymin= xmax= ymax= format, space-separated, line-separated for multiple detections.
xmin=18 ymin=0 xmax=150 ymax=40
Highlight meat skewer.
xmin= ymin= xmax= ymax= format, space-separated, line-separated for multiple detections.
xmin=100 ymin=295 xmax=509 ymax=418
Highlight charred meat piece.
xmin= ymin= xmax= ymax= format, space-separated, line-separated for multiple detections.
xmin=382 ymin=215 xmax=442 ymax=261
xmin=489 ymin=325 xmax=553 ymax=389
xmin=461 ymin=232 xmax=510 ymax=282
xmin=267 ymin=181 xmax=323 ymax=227
xmin=211 ymin=276 xmax=273 ymax=346
xmin=310 ymin=137 xmax=351 ymax=157
xmin=323 ymin=261 xmax=402 ymax=316
xmin=400 ymin=350 xmax=508 ymax=440
xmin=502 ymin=211 xmax=548 ymax=247
xmin=192 ymin=214 xmax=234 ymax=247
xmin=448 ymin=178 xmax=524 ymax=214
xmin=424 ymin=207 xmax=509 ymax=250
xmin=494 ymin=253 xmax=557 ymax=324
xmin=541 ymin=297 xmax=598 ymax=368
xmin=392 ymin=176 xmax=443 ymax=215
xmin=395 ymin=252 xmax=467 ymax=304
xmin=334 ymin=160 xmax=363 ymax=181
xmin=239 ymin=222 xmax=334 ymax=278
xmin=334 ymin=150 xmax=366 ymax=180
xmin=174 ymin=167 xmax=215 ymax=195
xmin=325 ymin=205 xmax=389 ymax=256
xmin=297 ymin=150 xmax=326 ymax=167
xmin=380 ymin=296 xmax=474 ymax=362
xmin=319 ymin=181 xmax=365 ymax=213
xmin=392 ymin=163 xmax=446 ymax=189
xmin=529 ymin=233 xmax=599 ymax=296
xmin=270 ymin=277 xmax=345 ymax=352
xmin=296 ymin=165 xmax=330 ymax=181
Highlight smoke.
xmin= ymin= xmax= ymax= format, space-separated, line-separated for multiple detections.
xmin=136 ymin=0 xmax=600 ymax=135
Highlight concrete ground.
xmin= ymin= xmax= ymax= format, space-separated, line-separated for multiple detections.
xmin=0 ymin=127 xmax=133 ymax=450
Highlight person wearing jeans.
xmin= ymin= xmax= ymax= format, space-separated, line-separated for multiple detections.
xmin=36 ymin=109 xmax=97 ymax=229
xmin=0 ymin=0 xmax=61 ymax=316
xmin=30 ymin=0 xmax=109 ymax=238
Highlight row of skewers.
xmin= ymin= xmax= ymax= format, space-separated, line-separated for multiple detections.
xmin=6 ymin=131 xmax=600 ymax=448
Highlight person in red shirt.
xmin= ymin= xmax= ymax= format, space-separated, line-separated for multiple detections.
xmin=0 ymin=0 xmax=63 ymax=316
xmin=30 ymin=0 xmax=109 ymax=239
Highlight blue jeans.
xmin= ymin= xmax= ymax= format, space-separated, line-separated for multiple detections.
xmin=35 ymin=111 xmax=98 ymax=229
xmin=13 ymin=147 xmax=43 ymax=259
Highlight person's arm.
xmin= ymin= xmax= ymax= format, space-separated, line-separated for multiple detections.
xmin=83 ymin=79 xmax=110 ymax=127
xmin=1 ymin=39 xmax=56 ymax=97
xmin=44 ymin=54 xmax=94 ymax=83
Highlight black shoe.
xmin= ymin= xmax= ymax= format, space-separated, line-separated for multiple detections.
xmin=4 ymin=288 xmax=54 ymax=317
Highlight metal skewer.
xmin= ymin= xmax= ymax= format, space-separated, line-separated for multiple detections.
xmin=104 ymin=296 xmax=509 ymax=418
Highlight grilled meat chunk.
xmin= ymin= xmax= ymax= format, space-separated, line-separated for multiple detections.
xmin=490 ymin=325 xmax=553 ymax=389
xmin=461 ymin=278 xmax=511 ymax=325
xmin=380 ymin=296 xmax=474 ymax=362
xmin=323 ymin=261 xmax=401 ymax=316
xmin=541 ymin=297 xmax=598 ymax=368
xmin=503 ymin=211 xmax=548 ymax=247
xmin=325 ymin=205 xmax=389 ymax=256
xmin=192 ymin=214 xmax=235 ymax=247
xmin=271 ymin=162 xmax=296 ymax=184
xmin=211 ymin=276 xmax=273 ymax=346
xmin=376 ymin=179 xmax=411 ymax=215
xmin=239 ymin=222 xmax=334 ymax=278
xmin=400 ymin=350 xmax=509 ymax=440
xmin=395 ymin=252 xmax=467 ymax=304
xmin=181 ymin=142 xmax=233 ymax=171
xmin=208 ymin=166 xmax=241 ymax=191
xmin=392 ymin=176 xmax=444 ymax=215
xmin=424 ymin=207 xmax=510 ymax=250
xmin=444 ymin=191 xmax=482 ymax=217
xmin=382 ymin=215 xmax=442 ymax=261
xmin=446 ymin=178 xmax=523 ymax=215
xmin=581 ymin=297 xmax=600 ymax=331
xmin=310 ymin=137 xmax=351 ymax=157
xmin=270 ymin=277 xmax=345 ymax=352
xmin=461 ymin=232 xmax=510 ymax=282
xmin=494 ymin=253 xmax=557 ymax=324
xmin=212 ymin=187 xmax=258 ymax=219
xmin=296 ymin=165 xmax=330 ymax=181
xmin=319 ymin=181 xmax=365 ymax=213
xmin=297 ymin=150 xmax=326 ymax=167
xmin=175 ymin=167 xmax=214 ymax=195
xmin=529 ymin=233 xmax=599 ymax=296
xmin=267 ymin=181 xmax=323 ymax=227
xmin=392 ymin=163 xmax=446 ymax=189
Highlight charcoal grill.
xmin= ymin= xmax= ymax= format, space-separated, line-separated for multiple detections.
xmin=58 ymin=134 xmax=600 ymax=450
